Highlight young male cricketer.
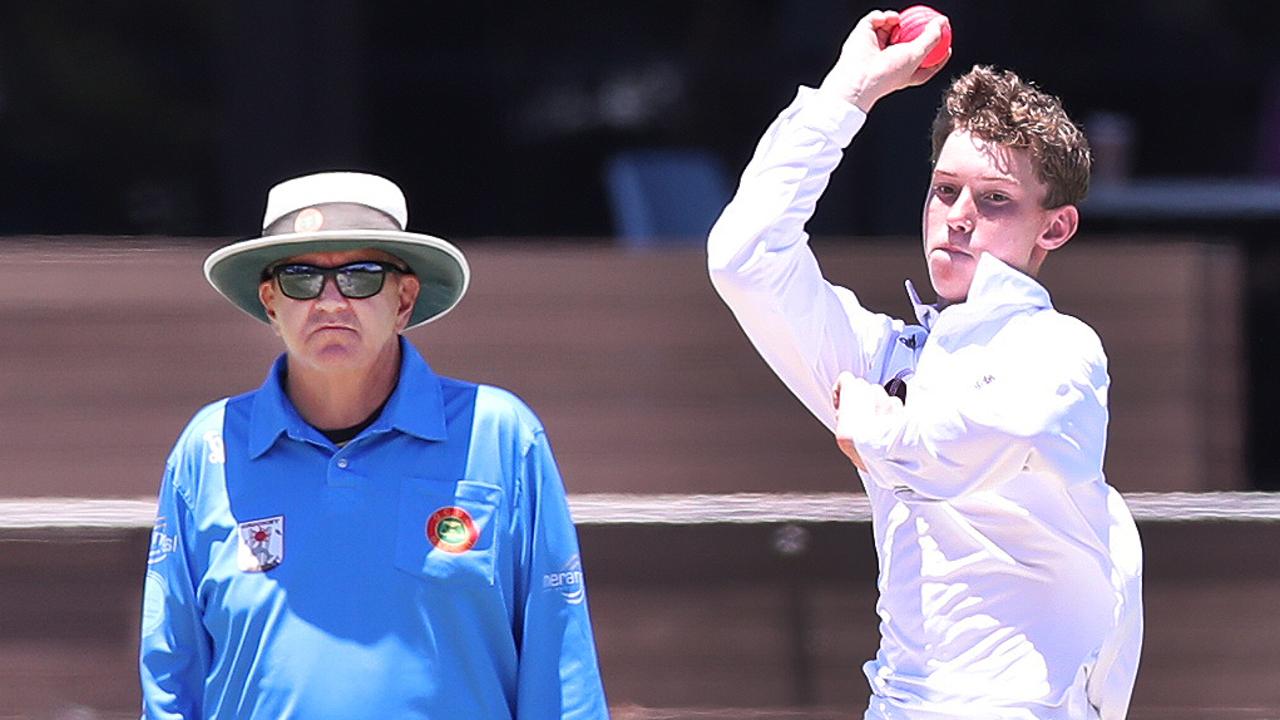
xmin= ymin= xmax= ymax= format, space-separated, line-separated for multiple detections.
xmin=139 ymin=171 xmax=608 ymax=718
xmin=708 ymin=10 xmax=1143 ymax=719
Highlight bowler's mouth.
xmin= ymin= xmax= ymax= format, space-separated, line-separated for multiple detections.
xmin=930 ymin=245 xmax=971 ymax=259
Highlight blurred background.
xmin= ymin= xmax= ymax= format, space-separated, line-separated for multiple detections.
xmin=2 ymin=0 xmax=1280 ymax=717
xmin=2 ymin=1 xmax=1277 ymax=237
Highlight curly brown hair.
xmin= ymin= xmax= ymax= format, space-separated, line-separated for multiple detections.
xmin=930 ymin=66 xmax=1091 ymax=208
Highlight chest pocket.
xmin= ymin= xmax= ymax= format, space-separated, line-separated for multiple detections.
xmin=394 ymin=478 xmax=503 ymax=585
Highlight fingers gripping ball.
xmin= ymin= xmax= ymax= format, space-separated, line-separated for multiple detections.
xmin=889 ymin=5 xmax=952 ymax=68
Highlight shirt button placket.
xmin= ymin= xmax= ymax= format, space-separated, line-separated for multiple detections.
xmin=327 ymin=456 xmax=356 ymax=487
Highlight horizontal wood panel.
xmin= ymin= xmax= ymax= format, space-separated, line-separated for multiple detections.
xmin=2 ymin=520 xmax=1277 ymax=716
xmin=0 ymin=238 xmax=1245 ymax=495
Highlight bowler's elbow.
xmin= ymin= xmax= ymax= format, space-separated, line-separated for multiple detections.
xmin=706 ymin=214 xmax=738 ymax=274
xmin=706 ymin=216 xmax=760 ymax=301
xmin=707 ymin=259 xmax=742 ymax=303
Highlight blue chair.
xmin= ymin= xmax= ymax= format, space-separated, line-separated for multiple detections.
xmin=604 ymin=149 xmax=732 ymax=248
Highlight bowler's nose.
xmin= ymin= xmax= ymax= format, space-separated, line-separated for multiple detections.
xmin=946 ymin=187 xmax=976 ymax=234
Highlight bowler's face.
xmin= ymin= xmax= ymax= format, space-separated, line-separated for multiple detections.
xmin=922 ymin=130 xmax=1069 ymax=303
xmin=258 ymin=249 xmax=420 ymax=372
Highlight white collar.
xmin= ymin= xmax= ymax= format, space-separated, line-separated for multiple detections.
xmin=905 ymin=253 xmax=1053 ymax=330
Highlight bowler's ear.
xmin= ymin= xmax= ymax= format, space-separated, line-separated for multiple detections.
xmin=1037 ymin=204 xmax=1079 ymax=252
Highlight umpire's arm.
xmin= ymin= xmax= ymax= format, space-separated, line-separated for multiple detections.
xmin=512 ymin=429 xmax=609 ymax=718
xmin=139 ymin=462 xmax=212 ymax=719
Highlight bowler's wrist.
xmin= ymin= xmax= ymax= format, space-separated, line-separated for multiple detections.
xmin=817 ymin=73 xmax=880 ymax=113
xmin=795 ymin=86 xmax=868 ymax=148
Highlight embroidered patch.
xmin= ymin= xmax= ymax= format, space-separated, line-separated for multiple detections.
xmin=294 ymin=207 xmax=324 ymax=233
xmin=542 ymin=554 xmax=585 ymax=605
xmin=236 ymin=515 xmax=285 ymax=572
xmin=426 ymin=506 xmax=479 ymax=554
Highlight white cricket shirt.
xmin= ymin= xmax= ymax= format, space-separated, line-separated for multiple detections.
xmin=708 ymin=87 xmax=1143 ymax=719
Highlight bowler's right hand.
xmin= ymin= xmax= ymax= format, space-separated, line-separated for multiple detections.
xmin=833 ymin=371 xmax=904 ymax=472
xmin=818 ymin=9 xmax=950 ymax=113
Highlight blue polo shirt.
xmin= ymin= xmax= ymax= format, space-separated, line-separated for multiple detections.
xmin=140 ymin=338 xmax=608 ymax=719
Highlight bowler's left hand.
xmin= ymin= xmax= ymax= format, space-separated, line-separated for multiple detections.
xmin=833 ymin=371 xmax=904 ymax=471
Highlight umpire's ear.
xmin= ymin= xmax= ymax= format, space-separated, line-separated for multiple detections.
xmin=258 ymin=280 xmax=283 ymax=336
xmin=393 ymin=273 xmax=420 ymax=333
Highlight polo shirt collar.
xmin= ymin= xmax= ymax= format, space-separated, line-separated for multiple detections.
xmin=905 ymin=252 xmax=1052 ymax=330
xmin=964 ymin=252 xmax=1053 ymax=311
xmin=369 ymin=337 xmax=448 ymax=443
xmin=248 ymin=354 xmax=310 ymax=457
xmin=905 ymin=279 xmax=939 ymax=330
xmin=248 ymin=336 xmax=447 ymax=458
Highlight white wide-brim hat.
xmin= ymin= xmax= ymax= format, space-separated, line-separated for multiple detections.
xmin=204 ymin=171 xmax=469 ymax=330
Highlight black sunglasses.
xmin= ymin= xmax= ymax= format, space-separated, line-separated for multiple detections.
xmin=264 ymin=261 xmax=412 ymax=300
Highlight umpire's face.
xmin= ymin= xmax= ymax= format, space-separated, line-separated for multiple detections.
xmin=257 ymin=248 xmax=420 ymax=373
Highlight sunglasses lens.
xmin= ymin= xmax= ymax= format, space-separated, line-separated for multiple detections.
xmin=272 ymin=262 xmax=396 ymax=300
xmin=275 ymin=267 xmax=325 ymax=299
xmin=335 ymin=264 xmax=386 ymax=299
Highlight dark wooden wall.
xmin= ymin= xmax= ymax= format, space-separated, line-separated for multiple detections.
xmin=2 ymin=520 xmax=1278 ymax=718
xmin=0 ymin=238 xmax=1266 ymax=718
xmin=0 ymin=238 xmax=1246 ymax=498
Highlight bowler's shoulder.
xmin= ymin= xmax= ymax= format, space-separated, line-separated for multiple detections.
xmin=1028 ymin=307 xmax=1108 ymax=367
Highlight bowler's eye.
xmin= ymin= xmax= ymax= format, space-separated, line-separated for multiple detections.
xmin=984 ymin=191 xmax=1011 ymax=203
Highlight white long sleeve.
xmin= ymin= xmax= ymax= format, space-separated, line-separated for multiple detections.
xmin=708 ymin=86 xmax=908 ymax=432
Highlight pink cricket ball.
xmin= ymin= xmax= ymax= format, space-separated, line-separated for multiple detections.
xmin=889 ymin=5 xmax=952 ymax=68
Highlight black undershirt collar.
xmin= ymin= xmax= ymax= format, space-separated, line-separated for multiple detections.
xmin=320 ymin=398 xmax=390 ymax=447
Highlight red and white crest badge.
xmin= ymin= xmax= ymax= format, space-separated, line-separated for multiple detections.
xmin=426 ymin=506 xmax=479 ymax=554
xmin=237 ymin=515 xmax=285 ymax=572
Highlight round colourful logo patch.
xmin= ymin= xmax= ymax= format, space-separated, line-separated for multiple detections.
xmin=426 ymin=506 xmax=479 ymax=553
xmin=293 ymin=207 xmax=325 ymax=233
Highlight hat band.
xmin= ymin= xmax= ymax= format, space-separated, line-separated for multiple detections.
xmin=264 ymin=202 xmax=403 ymax=236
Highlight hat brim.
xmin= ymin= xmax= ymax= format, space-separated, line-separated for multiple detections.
xmin=204 ymin=229 xmax=469 ymax=330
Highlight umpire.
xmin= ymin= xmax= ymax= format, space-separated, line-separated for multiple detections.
xmin=139 ymin=171 xmax=609 ymax=718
